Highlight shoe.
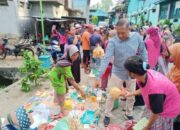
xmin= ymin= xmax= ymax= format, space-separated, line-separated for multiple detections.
xmin=103 ymin=116 xmax=110 ymax=127
xmin=124 ymin=114 xmax=134 ymax=120
xmin=122 ymin=109 xmax=126 ymax=112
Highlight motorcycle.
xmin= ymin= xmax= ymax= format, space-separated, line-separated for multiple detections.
xmin=0 ymin=39 xmax=34 ymax=60
xmin=36 ymin=40 xmax=62 ymax=63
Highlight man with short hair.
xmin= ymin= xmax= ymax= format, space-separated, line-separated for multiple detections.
xmin=81 ymin=25 xmax=93 ymax=73
xmin=95 ymin=19 xmax=147 ymax=126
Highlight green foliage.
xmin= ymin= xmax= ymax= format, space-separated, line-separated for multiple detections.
xmin=20 ymin=51 xmax=45 ymax=92
xmin=21 ymin=78 xmax=30 ymax=92
xmin=101 ymin=0 xmax=113 ymax=11
xmin=173 ymin=24 xmax=180 ymax=36
xmin=90 ymin=0 xmax=112 ymax=11
xmin=140 ymin=15 xmax=145 ymax=26
xmin=90 ymin=2 xmax=101 ymax=9
xmin=135 ymin=15 xmax=138 ymax=25
xmin=92 ymin=16 xmax=99 ymax=25
xmin=163 ymin=19 xmax=171 ymax=26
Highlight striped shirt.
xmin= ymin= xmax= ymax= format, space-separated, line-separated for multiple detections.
xmin=97 ymin=32 xmax=148 ymax=80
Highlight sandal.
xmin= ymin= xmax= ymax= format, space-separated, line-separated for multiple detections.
xmin=50 ymin=112 xmax=64 ymax=120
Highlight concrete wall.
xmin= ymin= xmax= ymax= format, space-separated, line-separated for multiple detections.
xmin=0 ymin=0 xmax=34 ymax=37
xmin=0 ymin=67 xmax=21 ymax=80
xmin=73 ymin=0 xmax=90 ymax=23
xmin=0 ymin=1 xmax=19 ymax=35
xmin=30 ymin=2 xmax=68 ymax=18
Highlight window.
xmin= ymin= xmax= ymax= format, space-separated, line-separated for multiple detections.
xmin=19 ymin=1 xmax=25 ymax=7
xmin=27 ymin=3 xmax=32 ymax=9
xmin=173 ymin=1 xmax=180 ymax=19
xmin=0 ymin=0 xmax=8 ymax=5
xmin=159 ymin=4 xmax=169 ymax=20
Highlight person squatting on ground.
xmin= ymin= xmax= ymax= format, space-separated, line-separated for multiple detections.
xmin=49 ymin=45 xmax=85 ymax=115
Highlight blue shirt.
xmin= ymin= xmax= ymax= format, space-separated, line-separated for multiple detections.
xmin=90 ymin=34 xmax=101 ymax=46
xmin=97 ymin=32 xmax=148 ymax=80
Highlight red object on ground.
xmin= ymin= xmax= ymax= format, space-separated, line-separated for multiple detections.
xmin=101 ymin=63 xmax=112 ymax=90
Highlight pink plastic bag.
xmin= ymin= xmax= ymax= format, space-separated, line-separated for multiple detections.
xmin=105 ymin=124 xmax=125 ymax=130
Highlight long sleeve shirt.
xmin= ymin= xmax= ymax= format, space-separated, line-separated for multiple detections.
xmin=97 ymin=32 xmax=147 ymax=80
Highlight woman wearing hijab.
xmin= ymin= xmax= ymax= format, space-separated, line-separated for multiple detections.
xmin=167 ymin=43 xmax=180 ymax=93
xmin=49 ymin=45 xmax=85 ymax=115
xmin=123 ymin=56 xmax=180 ymax=130
xmin=145 ymin=27 xmax=161 ymax=69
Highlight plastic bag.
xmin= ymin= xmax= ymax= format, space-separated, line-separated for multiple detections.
xmin=105 ymin=124 xmax=125 ymax=130
xmin=52 ymin=118 xmax=69 ymax=130
xmin=93 ymin=45 xmax=104 ymax=58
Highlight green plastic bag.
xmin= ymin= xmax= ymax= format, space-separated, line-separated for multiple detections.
xmin=52 ymin=117 xmax=69 ymax=130
xmin=112 ymin=99 xmax=119 ymax=111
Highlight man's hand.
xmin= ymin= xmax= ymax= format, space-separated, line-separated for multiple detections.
xmin=124 ymin=91 xmax=134 ymax=97
xmin=94 ymin=79 xmax=101 ymax=88
xmin=143 ymin=125 xmax=151 ymax=130
xmin=79 ymin=89 xmax=86 ymax=99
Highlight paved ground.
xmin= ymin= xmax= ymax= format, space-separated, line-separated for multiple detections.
xmin=0 ymin=57 xmax=144 ymax=128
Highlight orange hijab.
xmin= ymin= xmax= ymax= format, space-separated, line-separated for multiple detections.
xmin=168 ymin=43 xmax=180 ymax=93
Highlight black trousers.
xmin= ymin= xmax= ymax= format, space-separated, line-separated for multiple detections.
xmin=83 ymin=50 xmax=90 ymax=65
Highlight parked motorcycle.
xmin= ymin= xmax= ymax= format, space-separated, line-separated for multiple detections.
xmin=36 ymin=40 xmax=62 ymax=63
xmin=0 ymin=39 xmax=34 ymax=60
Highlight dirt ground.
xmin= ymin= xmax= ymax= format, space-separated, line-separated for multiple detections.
xmin=0 ymin=56 xmax=91 ymax=117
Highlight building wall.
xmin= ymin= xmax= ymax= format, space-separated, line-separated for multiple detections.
xmin=0 ymin=0 xmax=34 ymax=37
xmin=0 ymin=0 xmax=19 ymax=35
xmin=30 ymin=2 xmax=68 ymax=18
xmin=73 ymin=0 xmax=90 ymax=23
xmin=128 ymin=0 xmax=180 ymax=25
xmin=128 ymin=0 xmax=160 ymax=25
xmin=17 ymin=1 xmax=34 ymax=36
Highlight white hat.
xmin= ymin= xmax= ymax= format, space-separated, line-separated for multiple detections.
xmin=75 ymin=24 xmax=81 ymax=29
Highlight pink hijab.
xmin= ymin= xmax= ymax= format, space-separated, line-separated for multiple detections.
xmin=145 ymin=27 xmax=161 ymax=69
xmin=146 ymin=27 xmax=161 ymax=48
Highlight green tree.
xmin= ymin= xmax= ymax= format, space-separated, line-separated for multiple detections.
xmin=140 ymin=15 xmax=145 ymax=26
xmin=91 ymin=0 xmax=113 ymax=11
xmin=101 ymin=0 xmax=113 ymax=11
xmin=92 ymin=16 xmax=99 ymax=25
xmin=20 ymin=51 xmax=46 ymax=92
xmin=163 ymin=19 xmax=171 ymax=26
xmin=90 ymin=2 xmax=101 ymax=9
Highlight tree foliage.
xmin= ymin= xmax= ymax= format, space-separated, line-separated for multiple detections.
xmin=20 ymin=51 xmax=46 ymax=92
xmin=92 ymin=16 xmax=99 ymax=25
xmin=90 ymin=0 xmax=113 ymax=11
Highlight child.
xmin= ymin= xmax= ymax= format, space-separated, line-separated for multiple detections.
xmin=49 ymin=45 xmax=85 ymax=115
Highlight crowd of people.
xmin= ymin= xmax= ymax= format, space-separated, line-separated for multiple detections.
xmin=3 ymin=18 xmax=180 ymax=130
xmin=48 ymin=18 xmax=180 ymax=130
